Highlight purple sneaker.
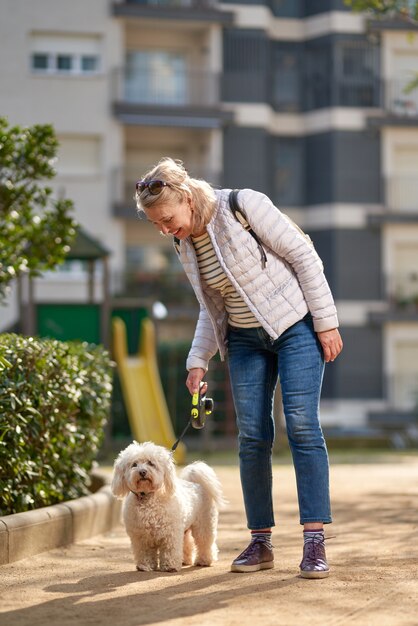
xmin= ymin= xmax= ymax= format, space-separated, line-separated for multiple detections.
xmin=231 ymin=538 xmax=274 ymax=573
xmin=299 ymin=533 xmax=330 ymax=579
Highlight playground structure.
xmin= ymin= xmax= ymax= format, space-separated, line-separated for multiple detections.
xmin=112 ymin=316 xmax=186 ymax=464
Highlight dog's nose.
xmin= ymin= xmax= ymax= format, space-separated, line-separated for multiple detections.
xmin=139 ymin=469 xmax=147 ymax=478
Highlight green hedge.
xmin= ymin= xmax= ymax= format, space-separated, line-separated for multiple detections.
xmin=0 ymin=334 xmax=113 ymax=515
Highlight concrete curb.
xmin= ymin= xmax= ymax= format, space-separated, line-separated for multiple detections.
xmin=0 ymin=475 xmax=122 ymax=565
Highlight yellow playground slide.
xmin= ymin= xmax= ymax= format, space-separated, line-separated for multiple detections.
xmin=112 ymin=317 xmax=186 ymax=464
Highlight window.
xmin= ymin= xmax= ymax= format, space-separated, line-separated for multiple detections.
xmin=30 ymin=33 xmax=101 ymax=75
xmin=124 ymin=51 xmax=187 ymax=105
xmin=57 ymin=55 xmax=72 ymax=72
xmin=223 ymin=29 xmax=269 ymax=103
xmin=392 ymin=243 xmax=418 ymax=306
xmin=272 ymin=46 xmax=302 ymax=112
xmin=388 ymin=144 xmax=418 ymax=211
xmin=270 ymin=0 xmax=304 ymax=17
xmin=81 ymin=55 xmax=98 ymax=72
xmin=335 ymin=41 xmax=380 ymax=107
xmin=305 ymin=42 xmax=332 ymax=110
xmin=390 ymin=51 xmax=418 ymax=116
xmin=32 ymin=53 xmax=49 ymax=70
xmin=391 ymin=339 xmax=418 ymax=410
xmin=275 ymin=139 xmax=305 ymax=207
xmin=342 ymin=46 xmax=374 ymax=78
xmin=31 ymin=52 xmax=99 ymax=74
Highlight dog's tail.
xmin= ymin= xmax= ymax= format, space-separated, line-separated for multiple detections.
xmin=180 ymin=462 xmax=227 ymax=510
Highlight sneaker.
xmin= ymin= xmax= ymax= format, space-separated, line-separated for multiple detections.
xmin=231 ymin=538 xmax=274 ymax=573
xmin=299 ymin=534 xmax=330 ymax=579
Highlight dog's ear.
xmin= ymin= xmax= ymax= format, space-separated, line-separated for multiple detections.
xmin=111 ymin=457 xmax=129 ymax=499
xmin=162 ymin=452 xmax=176 ymax=496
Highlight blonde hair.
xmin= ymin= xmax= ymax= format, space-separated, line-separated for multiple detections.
xmin=135 ymin=157 xmax=216 ymax=235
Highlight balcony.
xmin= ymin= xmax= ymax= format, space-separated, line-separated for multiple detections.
xmin=112 ymin=67 xmax=233 ymax=129
xmin=386 ymin=374 xmax=418 ymax=412
xmin=222 ymin=71 xmax=381 ymax=111
xmin=386 ymin=78 xmax=418 ymax=116
xmin=370 ymin=374 xmax=418 ymax=416
xmin=388 ymin=271 xmax=418 ymax=312
xmin=385 ymin=175 xmax=418 ymax=213
xmin=112 ymin=0 xmax=234 ymax=25
xmin=112 ymin=166 xmax=222 ymax=218
xmin=368 ymin=79 xmax=418 ymax=127
xmin=368 ymin=372 xmax=418 ymax=444
xmin=368 ymin=176 xmax=418 ymax=226
xmin=369 ymin=271 xmax=418 ymax=323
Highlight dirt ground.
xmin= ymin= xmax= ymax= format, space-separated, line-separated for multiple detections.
xmin=1 ymin=455 xmax=418 ymax=626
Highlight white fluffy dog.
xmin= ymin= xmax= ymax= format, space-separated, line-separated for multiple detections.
xmin=111 ymin=441 xmax=225 ymax=572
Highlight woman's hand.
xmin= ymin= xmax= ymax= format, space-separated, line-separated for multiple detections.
xmin=317 ymin=328 xmax=343 ymax=363
xmin=186 ymin=368 xmax=208 ymax=395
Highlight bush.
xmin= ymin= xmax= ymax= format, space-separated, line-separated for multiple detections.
xmin=0 ymin=334 xmax=113 ymax=515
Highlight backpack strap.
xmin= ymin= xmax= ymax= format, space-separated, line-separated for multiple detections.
xmin=229 ymin=190 xmax=267 ymax=269
xmin=173 ymin=236 xmax=181 ymax=256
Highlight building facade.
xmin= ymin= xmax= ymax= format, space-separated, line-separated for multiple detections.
xmin=0 ymin=0 xmax=417 ymax=428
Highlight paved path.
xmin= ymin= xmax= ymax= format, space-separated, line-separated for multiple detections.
xmin=1 ymin=457 xmax=418 ymax=626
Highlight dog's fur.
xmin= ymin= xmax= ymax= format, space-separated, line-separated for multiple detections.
xmin=111 ymin=441 xmax=225 ymax=572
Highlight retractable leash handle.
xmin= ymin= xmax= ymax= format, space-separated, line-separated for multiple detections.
xmin=191 ymin=385 xmax=214 ymax=430
xmin=171 ymin=384 xmax=214 ymax=452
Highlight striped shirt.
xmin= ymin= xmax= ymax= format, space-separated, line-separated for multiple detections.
xmin=191 ymin=231 xmax=261 ymax=329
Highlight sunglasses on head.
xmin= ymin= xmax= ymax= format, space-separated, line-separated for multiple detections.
xmin=136 ymin=179 xmax=171 ymax=195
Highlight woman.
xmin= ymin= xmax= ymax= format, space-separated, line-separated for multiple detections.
xmin=135 ymin=157 xmax=343 ymax=578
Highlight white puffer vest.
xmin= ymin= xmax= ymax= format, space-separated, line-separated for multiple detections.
xmin=176 ymin=188 xmax=339 ymax=372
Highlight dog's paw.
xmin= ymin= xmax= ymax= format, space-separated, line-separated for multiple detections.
xmin=160 ymin=564 xmax=181 ymax=573
xmin=194 ymin=560 xmax=212 ymax=567
xmin=136 ymin=564 xmax=154 ymax=572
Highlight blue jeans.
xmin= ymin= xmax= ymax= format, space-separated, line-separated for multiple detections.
xmin=227 ymin=314 xmax=331 ymax=529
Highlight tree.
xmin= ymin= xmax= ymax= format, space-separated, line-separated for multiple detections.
xmin=344 ymin=1 xmax=418 ymax=24
xmin=0 ymin=117 xmax=77 ymax=303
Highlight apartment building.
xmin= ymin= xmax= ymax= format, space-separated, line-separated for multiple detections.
xmin=0 ymin=0 xmax=417 ymax=428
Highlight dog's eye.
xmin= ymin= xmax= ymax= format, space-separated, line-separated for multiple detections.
xmin=147 ymin=460 xmax=155 ymax=468
xmin=132 ymin=462 xmax=138 ymax=468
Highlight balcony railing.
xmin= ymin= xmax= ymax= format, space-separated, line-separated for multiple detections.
xmin=112 ymin=68 xmax=220 ymax=108
xmin=386 ymin=271 xmax=418 ymax=312
xmin=112 ymin=0 xmax=234 ymax=26
xmin=125 ymin=0 xmax=217 ymax=6
xmin=385 ymin=78 xmax=418 ymax=117
xmin=221 ymin=71 xmax=381 ymax=111
xmin=384 ymin=374 xmax=418 ymax=412
xmin=384 ymin=176 xmax=418 ymax=213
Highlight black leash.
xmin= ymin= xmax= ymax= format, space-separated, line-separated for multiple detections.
xmin=171 ymin=420 xmax=192 ymax=452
